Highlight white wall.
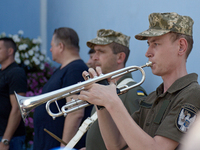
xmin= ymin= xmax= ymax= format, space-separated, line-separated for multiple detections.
xmin=46 ymin=0 xmax=200 ymax=94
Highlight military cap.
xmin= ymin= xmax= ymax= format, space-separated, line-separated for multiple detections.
xmin=135 ymin=12 xmax=194 ymax=40
xmin=87 ymin=29 xmax=130 ymax=49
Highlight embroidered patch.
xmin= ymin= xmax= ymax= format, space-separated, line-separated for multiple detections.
xmin=137 ymin=90 xmax=145 ymax=96
xmin=176 ymin=103 xmax=198 ymax=133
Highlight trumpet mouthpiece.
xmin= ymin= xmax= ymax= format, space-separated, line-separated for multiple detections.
xmin=146 ymin=61 xmax=152 ymax=67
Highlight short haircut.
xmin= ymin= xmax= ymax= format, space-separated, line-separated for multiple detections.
xmin=170 ymin=32 xmax=193 ymax=59
xmin=108 ymin=42 xmax=130 ymax=66
xmin=0 ymin=37 xmax=17 ymax=54
xmin=53 ymin=27 xmax=80 ymax=51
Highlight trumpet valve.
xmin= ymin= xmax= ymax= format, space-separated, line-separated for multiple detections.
xmin=64 ymin=113 xmax=67 ymax=117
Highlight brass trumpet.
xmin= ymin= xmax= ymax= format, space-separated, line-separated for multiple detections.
xmin=15 ymin=61 xmax=152 ymax=121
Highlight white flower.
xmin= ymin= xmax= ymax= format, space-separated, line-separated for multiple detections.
xmin=39 ymin=55 xmax=44 ymax=61
xmin=18 ymin=30 xmax=24 ymax=35
xmin=24 ymin=52 xmax=29 ymax=58
xmin=32 ymin=39 xmax=37 ymax=44
xmin=12 ymin=34 xmax=20 ymax=42
xmin=28 ymin=49 xmax=34 ymax=56
xmin=24 ymin=60 xmax=30 ymax=65
xmin=33 ymin=57 xmax=40 ymax=65
xmin=15 ymin=51 xmax=20 ymax=57
xmin=18 ymin=44 xmax=28 ymax=51
xmin=35 ymin=60 xmax=40 ymax=65
xmin=15 ymin=56 xmax=21 ymax=64
xmin=40 ymin=63 xmax=45 ymax=70
xmin=33 ymin=45 xmax=39 ymax=52
xmin=37 ymin=37 xmax=42 ymax=43
xmin=32 ymin=37 xmax=42 ymax=44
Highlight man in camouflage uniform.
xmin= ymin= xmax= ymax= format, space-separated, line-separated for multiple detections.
xmin=80 ymin=29 xmax=147 ymax=150
xmin=78 ymin=12 xmax=200 ymax=149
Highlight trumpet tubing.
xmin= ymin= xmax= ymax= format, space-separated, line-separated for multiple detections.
xmin=15 ymin=61 xmax=152 ymax=121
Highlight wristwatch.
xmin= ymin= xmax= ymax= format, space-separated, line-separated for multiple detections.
xmin=1 ymin=139 xmax=10 ymax=145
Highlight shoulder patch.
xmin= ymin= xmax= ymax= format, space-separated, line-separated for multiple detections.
xmin=137 ymin=90 xmax=145 ymax=96
xmin=176 ymin=103 xmax=198 ymax=133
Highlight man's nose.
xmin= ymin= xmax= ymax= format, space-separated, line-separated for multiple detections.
xmin=145 ymin=47 xmax=153 ymax=58
xmin=92 ymin=53 xmax=99 ymax=60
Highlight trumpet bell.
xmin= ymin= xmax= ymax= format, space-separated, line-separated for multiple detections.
xmin=15 ymin=92 xmax=33 ymax=122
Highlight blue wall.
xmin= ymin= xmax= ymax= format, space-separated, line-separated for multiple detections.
xmin=1 ymin=0 xmax=200 ymax=94
xmin=0 ymin=1 xmax=40 ymax=38
xmin=47 ymin=0 xmax=200 ymax=94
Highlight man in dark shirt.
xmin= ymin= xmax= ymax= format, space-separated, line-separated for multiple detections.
xmin=33 ymin=27 xmax=92 ymax=150
xmin=0 ymin=37 xmax=27 ymax=150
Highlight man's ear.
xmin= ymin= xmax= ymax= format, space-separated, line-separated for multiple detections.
xmin=8 ymin=48 xmax=14 ymax=56
xmin=178 ymin=38 xmax=188 ymax=56
xmin=58 ymin=42 xmax=65 ymax=51
xmin=117 ymin=52 xmax=126 ymax=64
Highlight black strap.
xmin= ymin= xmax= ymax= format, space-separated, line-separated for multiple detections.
xmin=96 ymin=79 xmax=109 ymax=110
xmin=154 ymin=100 xmax=170 ymax=124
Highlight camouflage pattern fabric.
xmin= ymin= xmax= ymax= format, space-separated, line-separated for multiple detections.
xmin=87 ymin=29 xmax=130 ymax=49
xmin=135 ymin=12 xmax=194 ymax=40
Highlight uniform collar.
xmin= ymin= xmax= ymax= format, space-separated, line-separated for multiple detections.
xmin=156 ymin=73 xmax=198 ymax=96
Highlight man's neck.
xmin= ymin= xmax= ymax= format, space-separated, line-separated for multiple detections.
xmin=60 ymin=56 xmax=80 ymax=69
xmin=1 ymin=59 xmax=15 ymax=70
xmin=162 ymin=69 xmax=188 ymax=93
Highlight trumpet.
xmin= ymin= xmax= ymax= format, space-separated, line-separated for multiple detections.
xmin=15 ymin=61 xmax=152 ymax=121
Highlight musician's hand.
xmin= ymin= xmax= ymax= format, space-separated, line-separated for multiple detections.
xmin=79 ymin=81 xmax=119 ymax=108
xmin=80 ymin=66 xmax=119 ymax=108
xmin=79 ymin=147 xmax=86 ymax=150
xmin=83 ymin=66 xmax=102 ymax=80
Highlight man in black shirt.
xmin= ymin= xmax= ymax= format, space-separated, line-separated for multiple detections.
xmin=0 ymin=37 xmax=27 ymax=150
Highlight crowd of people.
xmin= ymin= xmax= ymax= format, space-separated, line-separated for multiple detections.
xmin=1 ymin=12 xmax=200 ymax=150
